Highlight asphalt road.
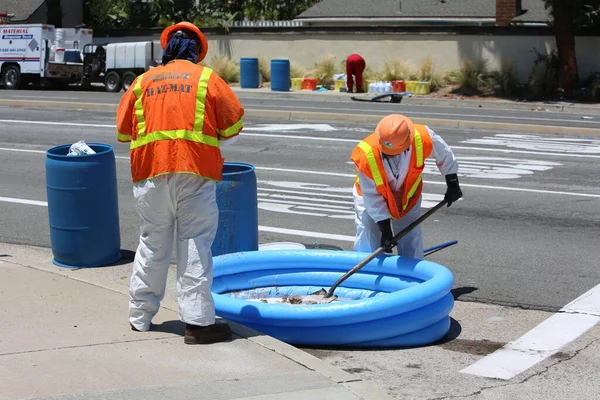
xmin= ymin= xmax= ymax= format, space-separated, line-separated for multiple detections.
xmin=2 ymin=88 xmax=600 ymax=130
xmin=0 ymin=104 xmax=599 ymax=313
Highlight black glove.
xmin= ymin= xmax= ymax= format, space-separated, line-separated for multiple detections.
xmin=444 ymin=173 xmax=463 ymax=207
xmin=377 ymin=219 xmax=394 ymax=253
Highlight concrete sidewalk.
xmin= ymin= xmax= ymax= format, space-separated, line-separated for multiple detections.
xmin=0 ymin=243 xmax=392 ymax=400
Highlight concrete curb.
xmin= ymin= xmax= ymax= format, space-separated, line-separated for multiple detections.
xmin=3 ymin=98 xmax=600 ymax=138
xmin=0 ymin=244 xmax=395 ymax=400
xmin=232 ymin=88 xmax=600 ymax=115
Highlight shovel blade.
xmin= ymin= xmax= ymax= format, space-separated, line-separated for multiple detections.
xmin=309 ymin=288 xmax=328 ymax=296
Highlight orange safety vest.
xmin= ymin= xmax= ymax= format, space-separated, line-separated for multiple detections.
xmin=116 ymin=60 xmax=244 ymax=182
xmin=351 ymin=124 xmax=433 ymax=219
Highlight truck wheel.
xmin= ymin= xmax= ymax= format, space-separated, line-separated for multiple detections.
xmin=122 ymin=72 xmax=137 ymax=91
xmin=3 ymin=66 xmax=21 ymax=90
xmin=105 ymin=71 xmax=122 ymax=93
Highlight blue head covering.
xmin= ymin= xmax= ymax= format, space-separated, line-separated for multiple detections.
xmin=162 ymin=31 xmax=199 ymax=65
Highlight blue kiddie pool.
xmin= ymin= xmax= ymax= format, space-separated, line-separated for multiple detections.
xmin=212 ymin=250 xmax=454 ymax=347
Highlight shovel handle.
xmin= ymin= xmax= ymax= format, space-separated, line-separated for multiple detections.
xmin=324 ymin=199 xmax=448 ymax=298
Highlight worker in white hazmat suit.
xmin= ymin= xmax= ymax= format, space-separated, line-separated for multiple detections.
xmin=350 ymin=114 xmax=462 ymax=258
xmin=116 ymin=22 xmax=244 ymax=344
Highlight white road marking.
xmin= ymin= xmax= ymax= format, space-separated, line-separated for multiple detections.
xmin=1 ymin=144 xmax=598 ymax=198
xmin=461 ymin=284 xmax=600 ymax=380
xmin=258 ymin=187 xmax=351 ymax=199
xmin=258 ymin=193 xmax=353 ymax=206
xmin=0 ymin=195 xmax=357 ymax=242
xmin=0 ymin=196 xmax=48 ymax=206
xmin=0 ymin=147 xmax=45 ymax=154
xmin=462 ymin=134 xmax=600 ymax=154
xmin=8 ymin=95 xmax=82 ymax=100
xmin=258 ymin=225 xmax=355 ymax=242
xmin=255 ymin=167 xmax=600 ymax=198
xmin=423 ymin=157 xmax=562 ymax=179
xmin=257 ymin=181 xmax=445 ymax=219
xmin=0 ymin=119 xmax=115 ymax=128
xmin=242 ymin=124 xmax=337 ymax=132
xmin=2 ymin=119 xmax=600 ymax=159
xmin=451 ymin=146 xmax=600 ymax=159
xmin=241 ymin=132 xmax=357 ymax=142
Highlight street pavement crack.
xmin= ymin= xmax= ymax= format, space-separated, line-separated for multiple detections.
xmin=427 ymin=338 xmax=599 ymax=400
xmin=0 ymin=335 xmax=178 ymax=357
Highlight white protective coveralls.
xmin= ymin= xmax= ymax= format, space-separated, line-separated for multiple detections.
xmin=129 ymin=174 xmax=218 ymax=331
xmin=353 ymin=126 xmax=459 ymax=259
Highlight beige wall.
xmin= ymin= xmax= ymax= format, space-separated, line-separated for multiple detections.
xmin=99 ymin=32 xmax=600 ymax=82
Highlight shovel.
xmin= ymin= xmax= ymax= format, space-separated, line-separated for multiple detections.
xmin=312 ymin=199 xmax=449 ymax=300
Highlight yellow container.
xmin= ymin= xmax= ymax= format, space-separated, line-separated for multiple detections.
xmin=291 ymin=78 xmax=303 ymax=91
xmin=334 ymin=79 xmax=346 ymax=92
xmin=405 ymin=81 xmax=417 ymax=94
xmin=405 ymin=81 xmax=431 ymax=95
xmin=365 ymin=80 xmax=373 ymax=92
xmin=414 ymin=81 xmax=431 ymax=95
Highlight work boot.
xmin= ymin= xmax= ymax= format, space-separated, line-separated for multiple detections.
xmin=184 ymin=322 xmax=232 ymax=345
xmin=130 ymin=322 xmax=151 ymax=332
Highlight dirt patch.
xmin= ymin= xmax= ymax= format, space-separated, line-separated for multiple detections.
xmin=551 ymin=351 xmax=572 ymax=361
xmin=343 ymin=367 xmax=372 ymax=374
xmin=439 ymin=339 xmax=505 ymax=356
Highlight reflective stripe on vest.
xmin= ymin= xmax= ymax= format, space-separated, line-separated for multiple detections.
xmin=357 ymin=141 xmax=384 ymax=186
xmin=130 ymin=67 xmax=219 ymax=151
xmin=218 ymin=118 xmax=244 ymax=138
xmin=403 ymin=128 xmax=424 ymax=210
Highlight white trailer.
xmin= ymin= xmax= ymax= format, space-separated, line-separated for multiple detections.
xmin=0 ymin=24 xmax=90 ymax=89
xmin=82 ymin=40 xmax=162 ymax=92
xmin=102 ymin=41 xmax=162 ymax=92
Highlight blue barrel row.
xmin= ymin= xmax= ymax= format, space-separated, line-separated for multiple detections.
xmin=46 ymin=143 xmax=258 ymax=268
xmin=240 ymin=58 xmax=290 ymax=91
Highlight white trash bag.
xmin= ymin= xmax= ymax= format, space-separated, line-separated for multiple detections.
xmin=67 ymin=140 xmax=96 ymax=156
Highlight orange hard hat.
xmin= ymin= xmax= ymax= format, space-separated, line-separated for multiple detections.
xmin=160 ymin=21 xmax=209 ymax=63
xmin=375 ymin=114 xmax=415 ymax=156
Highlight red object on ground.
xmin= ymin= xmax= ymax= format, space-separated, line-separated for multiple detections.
xmin=346 ymin=54 xmax=366 ymax=92
xmin=392 ymin=80 xmax=406 ymax=92
xmin=302 ymin=78 xmax=318 ymax=90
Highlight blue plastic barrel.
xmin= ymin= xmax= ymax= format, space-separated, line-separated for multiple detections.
xmin=270 ymin=59 xmax=290 ymax=92
xmin=46 ymin=143 xmax=122 ymax=268
xmin=240 ymin=58 xmax=259 ymax=89
xmin=212 ymin=162 xmax=258 ymax=257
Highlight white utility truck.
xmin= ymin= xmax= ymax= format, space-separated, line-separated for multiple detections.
xmin=0 ymin=24 xmax=93 ymax=89
xmin=0 ymin=23 xmax=161 ymax=92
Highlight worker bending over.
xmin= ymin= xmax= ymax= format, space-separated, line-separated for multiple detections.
xmin=116 ymin=21 xmax=244 ymax=345
xmin=346 ymin=53 xmax=366 ymax=93
xmin=351 ymin=114 xmax=462 ymax=258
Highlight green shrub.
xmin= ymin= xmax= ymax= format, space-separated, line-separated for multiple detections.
xmin=363 ymin=66 xmax=382 ymax=81
xmin=459 ymin=57 xmax=489 ymax=93
xmin=582 ymin=72 xmax=600 ymax=101
xmin=528 ymin=49 xmax=559 ymax=98
xmin=417 ymin=57 xmax=446 ymax=92
xmin=206 ymin=56 xmax=240 ymax=83
xmin=290 ymin=62 xmax=306 ymax=79
xmin=490 ymin=59 xmax=519 ymax=96
xmin=258 ymin=57 xmax=271 ymax=82
xmin=381 ymin=58 xmax=413 ymax=81
xmin=308 ymin=55 xmax=337 ymax=88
